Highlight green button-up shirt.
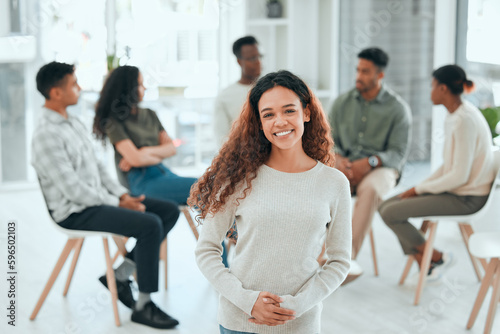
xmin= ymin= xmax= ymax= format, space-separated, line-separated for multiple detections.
xmin=329 ymin=84 xmax=412 ymax=172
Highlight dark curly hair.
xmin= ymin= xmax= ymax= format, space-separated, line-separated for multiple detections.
xmin=188 ymin=70 xmax=335 ymax=222
xmin=93 ymin=65 xmax=140 ymax=142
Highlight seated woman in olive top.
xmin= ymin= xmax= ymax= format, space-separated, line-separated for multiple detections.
xmin=93 ymin=65 xmax=197 ymax=205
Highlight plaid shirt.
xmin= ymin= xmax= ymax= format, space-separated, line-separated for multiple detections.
xmin=31 ymin=107 xmax=128 ymax=222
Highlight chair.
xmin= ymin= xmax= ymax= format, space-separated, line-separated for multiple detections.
xmin=367 ymin=227 xmax=379 ymax=276
xmin=316 ymin=196 xmax=379 ymax=276
xmin=112 ymin=205 xmax=199 ymax=290
xmin=467 ymin=231 xmax=500 ymax=334
xmin=29 ymin=208 xmax=125 ymax=326
xmin=114 ymin=173 xmax=200 ymax=289
xmin=163 ymin=206 xmax=199 ymax=288
xmin=351 ymin=195 xmax=383 ymax=276
xmin=399 ymin=165 xmax=500 ymax=305
xmin=317 ymin=227 xmax=379 ymax=275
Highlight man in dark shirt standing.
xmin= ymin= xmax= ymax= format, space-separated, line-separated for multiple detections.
xmin=329 ymin=48 xmax=412 ymax=284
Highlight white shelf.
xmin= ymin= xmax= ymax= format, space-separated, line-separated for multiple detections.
xmin=247 ymin=18 xmax=289 ymax=26
xmin=244 ymin=0 xmax=336 ymax=95
xmin=0 ymin=36 xmax=36 ymax=63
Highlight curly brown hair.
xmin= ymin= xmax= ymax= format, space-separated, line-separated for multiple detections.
xmin=188 ymin=70 xmax=335 ymax=222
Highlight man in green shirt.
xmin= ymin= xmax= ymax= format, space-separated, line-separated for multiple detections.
xmin=329 ymin=47 xmax=412 ymax=284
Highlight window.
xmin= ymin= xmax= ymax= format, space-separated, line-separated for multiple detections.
xmin=457 ymin=0 xmax=500 ymax=108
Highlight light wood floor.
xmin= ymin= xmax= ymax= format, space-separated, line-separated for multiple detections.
xmin=0 ymin=162 xmax=499 ymax=334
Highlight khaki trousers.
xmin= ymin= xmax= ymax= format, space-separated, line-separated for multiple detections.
xmin=351 ymin=167 xmax=398 ymax=259
xmin=378 ymin=192 xmax=488 ymax=255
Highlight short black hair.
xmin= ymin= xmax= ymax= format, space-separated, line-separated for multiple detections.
xmin=357 ymin=47 xmax=389 ymax=71
xmin=232 ymin=36 xmax=258 ymax=59
xmin=36 ymin=61 xmax=75 ymax=99
xmin=432 ymin=64 xmax=474 ymax=95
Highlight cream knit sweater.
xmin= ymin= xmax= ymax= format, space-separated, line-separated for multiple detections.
xmin=416 ymin=101 xmax=496 ymax=196
xmin=195 ymin=162 xmax=351 ymax=333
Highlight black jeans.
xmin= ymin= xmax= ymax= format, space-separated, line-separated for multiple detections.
xmin=59 ymin=197 xmax=180 ymax=293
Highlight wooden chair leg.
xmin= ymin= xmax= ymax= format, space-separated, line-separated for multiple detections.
xmin=462 ymin=224 xmax=488 ymax=271
xmin=369 ymin=228 xmax=379 ymax=276
xmin=414 ymin=221 xmax=438 ymax=305
xmin=182 ymin=207 xmax=199 ymax=240
xmin=420 ymin=220 xmax=430 ymax=234
xmin=400 ymin=220 xmax=432 ymax=285
xmin=111 ymin=236 xmax=128 ymax=264
xmin=160 ymin=238 xmax=168 ymax=289
xmin=103 ymin=237 xmax=120 ymax=327
xmin=467 ymin=259 xmax=499 ymax=329
xmin=459 ymin=223 xmax=484 ymax=282
xmin=30 ymin=239 xmax=77 ymax=320
xmin=63 ymin=238 xmax=84 ymax=296
xmin=484 ymin=261 xmax=500 ymax=334
xmin=400 ymin=256 xmax=415 ymax=285
xmin=111 ymin=251 xmax=121 ymax=264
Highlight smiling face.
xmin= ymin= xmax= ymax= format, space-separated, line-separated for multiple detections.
xmin=258 ymin=86 xmax=310 ymax=153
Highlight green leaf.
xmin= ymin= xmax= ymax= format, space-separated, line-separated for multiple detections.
xmin=479 ymin=106 xmax=500 ymax=139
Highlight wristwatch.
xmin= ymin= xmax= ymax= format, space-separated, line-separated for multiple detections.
xmin=368 ymin=155 xmax=379 ymax=168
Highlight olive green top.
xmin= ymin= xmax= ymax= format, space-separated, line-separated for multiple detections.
xmin=106 ymin=108 xmax=165 ymax=186
xmin=329 ymin=84 xmax=412 ymax=172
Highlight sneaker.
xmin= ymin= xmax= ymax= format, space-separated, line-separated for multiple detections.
xmin=426 ymin=266 xmax=443 ymax=283
xmin=428 ymin=252 xmax=454 ymax=277
xmin=131 ymin=301 xmax=179 ymax=329
xmin=99 ymin=275 xmax=136 ymax=309
xmin=341 ymin=260 xmax=363 ymax=286
xmin=405 ymin=253 xmax=453 ymax=286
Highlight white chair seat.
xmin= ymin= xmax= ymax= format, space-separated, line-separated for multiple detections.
xmin=51 ymin=222 xmax=122 ymax=238
xmin=469 ymin=231 xmax=500 ymax=259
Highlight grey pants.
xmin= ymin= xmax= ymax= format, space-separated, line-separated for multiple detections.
xmin=378 ymin=192 xmax=488 ymax=255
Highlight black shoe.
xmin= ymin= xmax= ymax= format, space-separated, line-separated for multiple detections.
xmin=99 ymin=275 xmax=136 ymax=309
xmin=131 ymin=301 xmax=179 ymax=329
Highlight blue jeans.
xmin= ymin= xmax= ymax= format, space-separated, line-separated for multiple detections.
xmin=219 ymin=325 xmax=256 ymax=334
xmin=128 ymin=164 xmax=198 ymax=205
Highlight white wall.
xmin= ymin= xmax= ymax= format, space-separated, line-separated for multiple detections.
xmin=217 ymin=0 xmax=245 ymax=89
xmin=431 ymin=0 xmax=457 ymax=171
xmin=0 ymin=0 xmax=9 ymax=36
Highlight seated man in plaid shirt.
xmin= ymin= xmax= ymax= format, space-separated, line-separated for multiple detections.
xmin=31 ymin=61 xmax=180 ymax=330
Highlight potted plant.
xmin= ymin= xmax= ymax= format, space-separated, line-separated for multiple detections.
xmin=106 ymin=54 xmax=119 ymax=72
xmin=479 ymin=106 xmax=500 ymax=139
xmin=267 ymin=0 xmax=283 ymax=18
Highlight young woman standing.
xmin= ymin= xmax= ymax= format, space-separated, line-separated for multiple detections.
xmin=190 ymin=70 xmax=352 ymax=333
